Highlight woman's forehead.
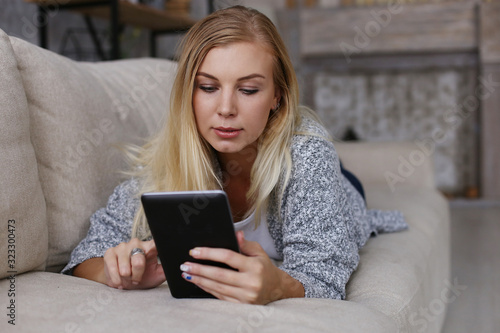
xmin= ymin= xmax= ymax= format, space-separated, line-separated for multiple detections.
xmin=198 ymin=42 xmax=275 ymax=79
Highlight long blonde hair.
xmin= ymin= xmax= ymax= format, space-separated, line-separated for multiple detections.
xmin=129 ymin=6 xmax=302 ymax=239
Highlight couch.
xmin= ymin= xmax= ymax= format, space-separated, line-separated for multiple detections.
xmin=0 ymin=28 xmax=450 ymax=333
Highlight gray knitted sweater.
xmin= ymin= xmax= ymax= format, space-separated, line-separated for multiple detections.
xmin=62 ymin=116 xmax=408 ymax=299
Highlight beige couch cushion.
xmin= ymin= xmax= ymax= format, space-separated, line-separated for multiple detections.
xmin=0 ymin=30 xmax=47 ymax=278
xmin=10 ymin=37 xmax=177 ymax=270
xmin=347 ymin=185 xmax=450 ymax=333
xmin=336 ymin=141 xmax=435 ymax=190
xmin=7 ymin=272 xmax=397 ymax=332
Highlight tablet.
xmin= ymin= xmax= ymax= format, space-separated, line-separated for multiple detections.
xmin=141 ymin=190 xmax=239 ymax=299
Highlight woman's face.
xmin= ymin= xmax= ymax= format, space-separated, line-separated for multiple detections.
xmin=193 ymin=42 xmax=280 ymax=157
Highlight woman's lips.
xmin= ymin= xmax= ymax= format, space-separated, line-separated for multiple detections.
xmin=214 ymin=127 xmax=242 ymax=139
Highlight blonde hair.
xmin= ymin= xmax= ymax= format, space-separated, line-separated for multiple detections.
xmin=129 ymin=6 xmax=302 ymax=239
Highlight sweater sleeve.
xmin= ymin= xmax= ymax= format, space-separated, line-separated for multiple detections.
xmin=61 ymin=178 xmax=140 ymax=275
xmin=277 ymin=134 xmax=361 ymax=300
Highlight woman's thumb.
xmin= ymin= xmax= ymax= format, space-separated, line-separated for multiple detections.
xmin=236 ymin=230 xmax=246 ymax=251
xmin=236 ymin=230 xmax=263 ymax=256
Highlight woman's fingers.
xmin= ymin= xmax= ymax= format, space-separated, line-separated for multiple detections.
xmin=103 ymin=238 xmax=153 ymax=289
xmin=181 ymin=264 xmax=263 ymax=304
xmin=103 ymin=248 xmax=122 ymax=288
xmin=188 ymin=246 xmax=250 ymax=272
xmin=181 ymin=261 xmax=241 ymax=287
xmin=130 ymin=251 xmax=147 ymax=284
xmin=142 ymin=239 xmax=157 ymax=254
xmin=187 ymin=232 xmax=267 ymax=273
xmin=117 ymin=244 xmax=133 ymax=277
xmin=189 ymin=275 xmax=246 ymax=303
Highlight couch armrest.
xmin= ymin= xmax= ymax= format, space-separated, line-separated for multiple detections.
xmin=335 ymin=141 xmax=435 ymax=191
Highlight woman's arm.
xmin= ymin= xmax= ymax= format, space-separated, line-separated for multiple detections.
xmin=276 ymin=124 xmax=406 ymax=299
xmin=61 ymin=180 xmax=141 ymax=276
xmin=61 ymin=179 xmax=166 ymax=290
xmin=73 ymin=239 xmax=165 ymax=289
xmin=73 ymin=257 xmax=106 ymax=283
xmin=275 ymin=129 xmax=361 ymax=300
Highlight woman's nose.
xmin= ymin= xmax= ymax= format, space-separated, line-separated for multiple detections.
xmin=217 ymin=91 xmax=236 ymax=117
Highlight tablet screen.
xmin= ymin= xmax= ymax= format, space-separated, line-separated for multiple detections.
xmin=141 ymin=190 xmax=239 ymax=298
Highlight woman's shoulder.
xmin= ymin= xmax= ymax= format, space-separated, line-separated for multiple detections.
xmin=90 ymin=177 xmax=142 ymax=231
xmin=104 ymin=177 xmax=142 ymax=210
xmin=293 ymin=109 xmax=332 ymax=143
xmin=112 ymin=177 xmax=141 ymax=198
xmin=291 ymin=109 xmax=335 ymax=155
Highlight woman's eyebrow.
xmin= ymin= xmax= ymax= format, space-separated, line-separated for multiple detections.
xmin=196 ymin=72 xmax=265 ymax=81
xmin=237 ymin=73 xmax=266 ymax=81
xmin=196 ymin=72 xmax=218 ymax=80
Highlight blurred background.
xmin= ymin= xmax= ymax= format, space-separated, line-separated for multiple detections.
xmin=4 ymin=0 xmax=497 ymax=202
xmin=1 ymin=1 xmax=499 ymax=331
xmin=1 ymin=0 xmax=499 ymax=201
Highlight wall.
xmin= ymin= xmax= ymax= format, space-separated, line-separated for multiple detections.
xmin=313 ymin=69 xmax=479 ymax=194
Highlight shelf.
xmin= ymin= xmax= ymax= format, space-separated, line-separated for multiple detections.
xmin=25 ymin=0 xmax=197 ymax=32
xmin=24 ymin=0 xmax=201 ymax=59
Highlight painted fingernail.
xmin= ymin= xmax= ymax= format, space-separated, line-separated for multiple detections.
xmin=182 ymin=272 xmax=192 ymax=281
xmin=180 ymin=264 xmax=190 ymax=272
xmin=189 ymin=248 xmax=200 ymax=257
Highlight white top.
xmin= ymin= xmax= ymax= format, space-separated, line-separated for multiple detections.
xmin=233 ymin=211 xmax=281 ymax=260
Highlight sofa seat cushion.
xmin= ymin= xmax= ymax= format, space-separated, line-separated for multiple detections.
xmin=346 ymin=185 xmax=450 ymax=333
xmin=3 ymin=271 xmax=397 ymax=333
xmin=0 ymin=30 xmax=47 ymax=278
xmin=335 ymin=141 xmax=435 ymax=190
xmin=9 ymin=37 xmax=177 ymax=270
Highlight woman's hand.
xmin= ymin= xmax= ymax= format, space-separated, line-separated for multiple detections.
xmin=179 ymin=231 xmax=304 ymax=304
xmin=102 ymin=238 xmax=165 ymax=289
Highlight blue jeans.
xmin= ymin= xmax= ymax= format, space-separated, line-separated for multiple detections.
xmin=340 ymin=161 xmax=365 ymax=201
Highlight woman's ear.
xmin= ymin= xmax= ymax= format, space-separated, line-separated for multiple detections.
xmin=273 ymin=88 xmax=282 ymax=109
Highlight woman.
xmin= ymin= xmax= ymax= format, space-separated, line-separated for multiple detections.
xmin=62 ymin=6 xmax=407 ymax=304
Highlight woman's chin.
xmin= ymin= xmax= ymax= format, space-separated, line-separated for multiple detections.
xmin=211 ymin=142 xmax=248 ymax=155
xmin=214 ymin=146 xmax=241 ymax=155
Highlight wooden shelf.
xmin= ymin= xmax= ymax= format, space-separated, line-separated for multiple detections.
xmin=24 ymin=0 xmax=201 ymax=59
xmin=25 ymin=0 xmax=197 ymax=32
xmin=300 ymin=2 xmax=477 ymax=58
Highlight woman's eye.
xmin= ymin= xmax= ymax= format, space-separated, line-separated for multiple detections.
xmin=199 ymin=86 xmax=216 ymax=93
xmin=241 ymin=89 xmax=258 ymax=95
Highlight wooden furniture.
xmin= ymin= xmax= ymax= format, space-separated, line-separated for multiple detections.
xmin=25 ymin=0 xmax=198 ymax=59
xmin=479 ymin=3 xmax=500 ymax=200
xmin=165 ymin=0 xmax=191 ymax=15
xmin=277 ymin=1 xmax=500 ymax=199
